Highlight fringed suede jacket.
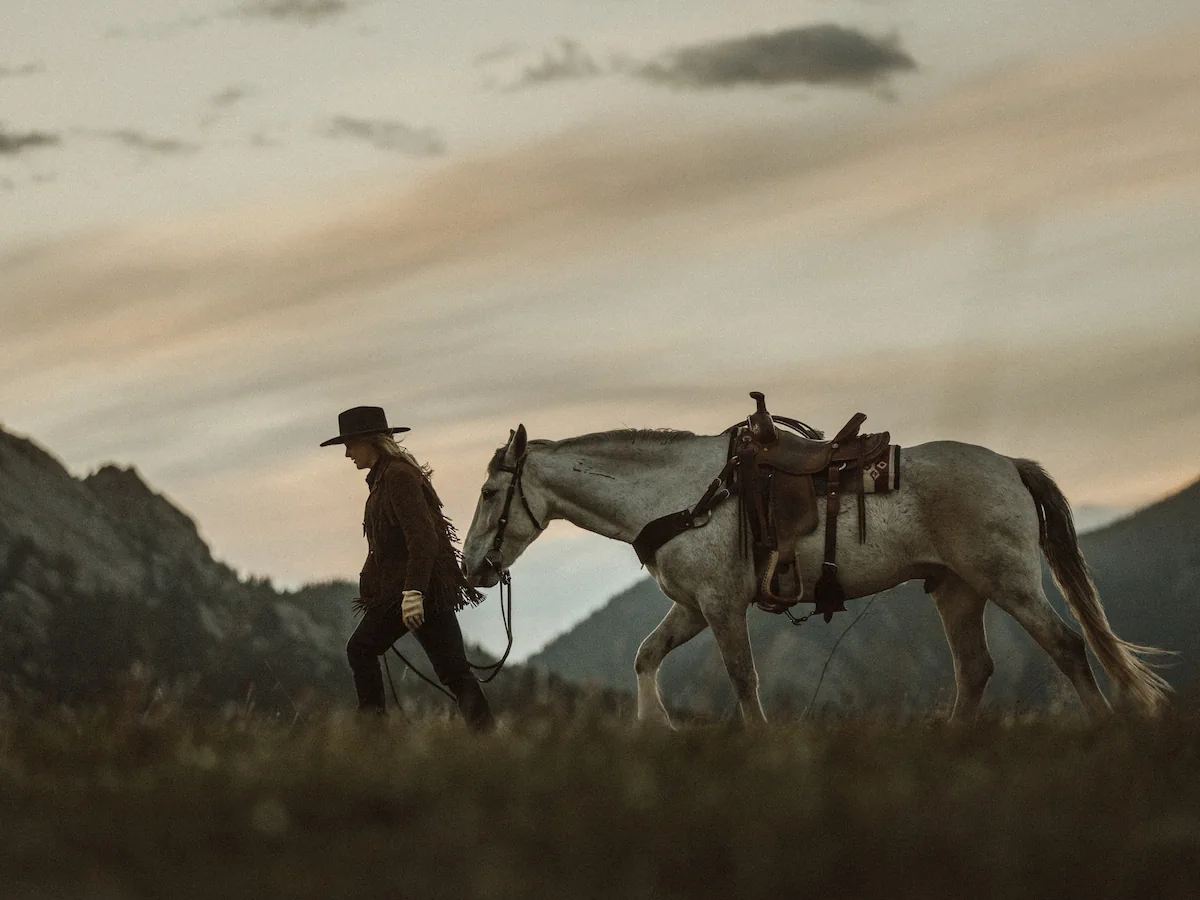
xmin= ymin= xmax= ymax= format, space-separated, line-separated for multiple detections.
xmin=357 ymin=455 xmax=483 ymax=615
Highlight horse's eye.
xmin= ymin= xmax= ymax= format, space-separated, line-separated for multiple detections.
xmin=481 ymin=488 xmax=498 ymax=500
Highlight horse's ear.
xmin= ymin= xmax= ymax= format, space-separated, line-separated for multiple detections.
xmin=512 ymin=424 xmax=528 ymax=460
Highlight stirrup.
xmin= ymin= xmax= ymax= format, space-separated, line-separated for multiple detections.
xmin=756 ymin=550 xmax=804 ymax=613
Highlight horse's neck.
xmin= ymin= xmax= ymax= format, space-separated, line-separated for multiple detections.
xmin=529 ymin=436 xmax=728 ymax=542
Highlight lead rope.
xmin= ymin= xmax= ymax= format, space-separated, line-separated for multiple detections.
xmin=468 ymin=570 xmax=513 ymax=683
xmin=387 ymin=644 xmax=454 ymax=701
xmin=384 ymin=569 xmax=516 ymax=703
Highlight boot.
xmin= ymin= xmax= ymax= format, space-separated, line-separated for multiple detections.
xmin=448 ymin=676 xmax=495 ymax=733
xmin=349 ymin=653 xmax=387 ymax=713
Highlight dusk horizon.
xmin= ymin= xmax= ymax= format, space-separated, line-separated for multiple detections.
xmin=5 ymin=0 xmax=1199 ymax=658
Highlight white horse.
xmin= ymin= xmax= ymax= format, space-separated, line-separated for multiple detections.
xmin=461 ymin=423 xmax=1170 ymax=725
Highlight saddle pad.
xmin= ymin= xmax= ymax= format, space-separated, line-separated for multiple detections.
xmin=863 ymin=444 xmax=900 ymax=493
xmin=813 ymin=444 xmax=900 ymax=494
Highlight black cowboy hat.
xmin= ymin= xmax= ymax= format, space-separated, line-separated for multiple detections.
xmin=319 ymin=406 xmax=411 ymax=447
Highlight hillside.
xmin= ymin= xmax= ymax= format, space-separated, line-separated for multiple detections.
xmin=530 ymin=477 xmax=1200 ymax=715
xmin=0 ymin=425 xmax=625 ymax=718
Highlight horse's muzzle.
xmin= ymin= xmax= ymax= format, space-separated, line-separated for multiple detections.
xmin=465 ymin=555 xmax=502 ymax=588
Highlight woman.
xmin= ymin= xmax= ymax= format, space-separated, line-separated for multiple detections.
xmin=320 ymin=405 xmax=494 ymax=731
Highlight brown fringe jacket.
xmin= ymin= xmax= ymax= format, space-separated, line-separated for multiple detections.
xmin=357 ymin=456 xmax=484 ymax=614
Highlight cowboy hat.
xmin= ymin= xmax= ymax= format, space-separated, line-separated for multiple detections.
xmin=319 ymin=406 xmax=411 ymax=447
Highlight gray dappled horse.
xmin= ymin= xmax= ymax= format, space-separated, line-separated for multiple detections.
xmin=461 ymin=424 xmax=1169 ymax=725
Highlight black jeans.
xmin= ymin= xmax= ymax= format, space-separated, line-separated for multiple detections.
xmin=346 ymin=602 xmax=494 ymax=732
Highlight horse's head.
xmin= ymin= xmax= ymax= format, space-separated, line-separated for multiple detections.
xmin=462 ymin=424 xmax=547 ymax=588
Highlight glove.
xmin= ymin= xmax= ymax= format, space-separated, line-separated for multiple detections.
xmin=401 ymin=590 xmax=425 ymax=631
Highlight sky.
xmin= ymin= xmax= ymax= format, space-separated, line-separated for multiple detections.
xmin=3 ymin=0 xmax=1199 ymax=659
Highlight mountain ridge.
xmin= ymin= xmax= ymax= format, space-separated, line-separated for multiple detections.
xmin=4 ymin=419 xmax=1193 ymax=718
xmin=0 ymin=424 xmax=627 ymax=717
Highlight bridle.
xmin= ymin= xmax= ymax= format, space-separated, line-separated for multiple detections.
xmin=428 ymin=448 xmax=543 ymax=686
xmin=388 ymin=448 xmax=545 ymax=693
xmin=485 ymin=452 xmax=546 ymax=573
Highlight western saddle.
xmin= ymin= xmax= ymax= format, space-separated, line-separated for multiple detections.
xmin=735 ymin=392 xmax=890 ymax=621
xmin=630 ymin=391 xmax=894 ymax=622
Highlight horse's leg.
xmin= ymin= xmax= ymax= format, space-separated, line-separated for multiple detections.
xmin=699 ymin=594 xmax=767 ymax=725
xmin=634 ymin=602 xmax=708 ymax=726
xmin=974 ymin=567 xmax=1110 ymax=718
xmin=931 ymin=573 xmax=993 ymax=719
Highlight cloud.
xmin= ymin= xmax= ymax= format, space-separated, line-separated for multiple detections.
xmin=248 ymin=130 xmax=280 ymax=147
xmin=91 ymin=129 xmax=200 ymax=155
xmin=105 ymin=18 xmax=209 ymax=39
xmin=211 ymin=85 xmax=254 ymax=109
xmin=501 ymin=27 xmax=912 ymax=95
xmin=111 ymin=0 xmax=363 ymax=37
xmin=233 ymin=0 xmax=358 ymax=24
xmin=201 ymin=86 xmax=255 ymax=129
xmin=1 ymin=29 xmax=1198 ymax=584
xmin=5 ymin=28 xmax=1198 ymax=361
xmin=0 ymin=63 xmax=44 ymax=79
xmin=0 ymin=125 xmax=59 ymax=155
xmin=319 ymin=116 xmax=445 ymax=155
xmin=638 ymin=24 xmax=916 ymax=89
xmin=509 ymin=40 xmax=605 ymax=90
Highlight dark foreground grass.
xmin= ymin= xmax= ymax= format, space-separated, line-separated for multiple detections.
xmin=2 ymin=704 xmax=1199 ymax=900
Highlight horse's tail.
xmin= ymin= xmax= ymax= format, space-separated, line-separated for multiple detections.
xmin=1014 ymin=458 xmax=1172 ymax=713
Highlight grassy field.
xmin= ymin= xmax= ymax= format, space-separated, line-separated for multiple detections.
xmin=3 ymin=701 xmax=1200 ymax=900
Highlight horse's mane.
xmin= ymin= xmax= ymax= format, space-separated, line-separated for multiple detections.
xmin=487 ymin=428 xmax=697 ymax=473
xmin=486 ymin=445 xmax=509 ymax=475
xmin=555 ymin=428 xmax=696 ymax=449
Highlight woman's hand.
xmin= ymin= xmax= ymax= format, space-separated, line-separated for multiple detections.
xmin=401 ymin=590 xmax=425 ymax=631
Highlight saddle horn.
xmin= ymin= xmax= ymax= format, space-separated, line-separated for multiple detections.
xmin=747 ymin=391 xmax=778 ymax=446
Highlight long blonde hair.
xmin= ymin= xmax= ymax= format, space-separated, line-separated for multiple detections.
xmin=366 ymin=433 xmax=428 ymax=475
